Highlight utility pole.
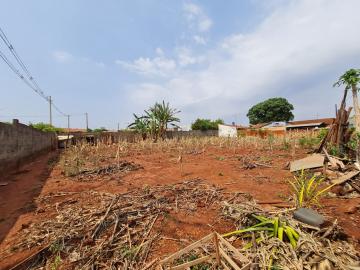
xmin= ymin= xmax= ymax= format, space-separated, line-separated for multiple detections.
xmin=49 ymin=96 xmax=52 ymax=126
xmin=67 ymin=115 xmax=70 ymax=130
xmin=85 ymin=112 xmax=89 ymax=131
xmin=117 ymin=123 xmax=120 ymax=132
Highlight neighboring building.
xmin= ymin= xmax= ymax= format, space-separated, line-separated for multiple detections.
xmin=218 ymin=124 xmax=248 ymax=137
xmin=249 ymin=118 xmax=334 ymax=131
xmin=286 ymin=118 xmax=334 ymax=130
xmin=249 ymin=123 xmax=269 ymax=129
xmin=218 ymin=124 xmax=237 ymax=137
xmin=261 ymin=122 xmax=287 ymax=131
xmin=57 ymin=135 xmax=74 ymax=148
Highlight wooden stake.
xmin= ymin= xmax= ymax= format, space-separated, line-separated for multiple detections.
xmin=213 ymin=233 xmax=221 ymax=266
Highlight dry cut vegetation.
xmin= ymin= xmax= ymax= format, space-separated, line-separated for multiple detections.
xmin=1 ymin=132 xmax=359 ymax=270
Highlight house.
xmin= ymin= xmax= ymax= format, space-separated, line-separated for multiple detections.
xmin=286 ymin=118 xmax=334 ymax=130
xmin=218 ymin=123 xmax=248 ymax=137
xmin=218 ymin=124 xmax=238 ymax=137
xmin=57 ymin=134 xmax=74 ymax=148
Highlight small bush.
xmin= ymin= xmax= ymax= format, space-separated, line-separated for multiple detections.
xmin=298 ymin=136 xmax=320 ymax=149
xmin=29 ymin=122 xmax=63 ymax=133
xmin=191 ymin=118 xmax=224 ymax=131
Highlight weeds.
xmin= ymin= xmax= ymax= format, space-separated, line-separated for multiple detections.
xmin=298 ymin=136 xmax=320 ymax=149
xmin=223 ymin=215 xmax=300 ymax=249
xmin=49 ymin=240 xmax=63 ymax=270
xmin=288 ymin=170 xmax=336 ymax=208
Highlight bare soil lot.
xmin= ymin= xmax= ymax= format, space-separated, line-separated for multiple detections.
xmin=0 ymin=138 xmax=359 ymax=269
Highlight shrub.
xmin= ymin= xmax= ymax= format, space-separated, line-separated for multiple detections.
xmin=29 ymin=122 xmax=63 ymax=133
xmin=288 ymin=170 xmax=336 ymax=208
xmin=191 ymin=118 xmax=224 ymax=131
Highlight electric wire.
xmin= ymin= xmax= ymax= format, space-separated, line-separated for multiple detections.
xmin=0 ymin=27 xmax=69 ymax=117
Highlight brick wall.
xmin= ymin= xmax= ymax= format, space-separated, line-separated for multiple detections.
xmin=0 ymin=120 xmax=57 ymax=173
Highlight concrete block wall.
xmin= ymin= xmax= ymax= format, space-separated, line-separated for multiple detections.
xmin=0 ymin=120 xmax=57 ymax=173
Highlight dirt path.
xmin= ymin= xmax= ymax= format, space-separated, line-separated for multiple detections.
xmin=0 ymin=151 xmax=58 ymax=243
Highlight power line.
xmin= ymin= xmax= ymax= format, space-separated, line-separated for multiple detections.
xmin=0 ymin=26 xmax=68 ymax=120
xmin=0 ymin=27 xmax=48 ymax=100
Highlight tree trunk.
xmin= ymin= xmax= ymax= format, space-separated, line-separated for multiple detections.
xmin=351 ymin=84 xmax=360 ymax=162
xmin=352 ymin=84 xmax=360 ymax=132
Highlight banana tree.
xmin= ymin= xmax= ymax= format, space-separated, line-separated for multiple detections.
xmin=145 ymin=101 xmax=180 ymax=141
xmin=128 ymin=114 xmax=149 ymax=140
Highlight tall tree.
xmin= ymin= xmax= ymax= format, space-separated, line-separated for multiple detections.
xmin=334 ymin=69 xmax=360 ymax=131
xmin=247 ymin=97 xmax=294 ymax=125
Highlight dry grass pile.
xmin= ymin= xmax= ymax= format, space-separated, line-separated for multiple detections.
xmin=222 ymin=202 xmax=360 ymax=270
xmin=2 ymin=179 xmax=239 ymax=270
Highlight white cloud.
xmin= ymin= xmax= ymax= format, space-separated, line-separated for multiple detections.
xmin=176 ymin=47 xmax=204 ymax=67
xmin=52 ymin=50 xmax=73 ymax=63
xmin=125 ymin=0 xmax=360 ymax=124
xmin=183 ymin=2 xmax=213 ymax=32
xmin=116 ymin=54 xmax=176 ymax=77
xmin=95 ymin=62 xmax=105 ymax=68
xmin=155 ymin=47 xmax=164 ymax=56
xmin=118 ymin=47 xmax=205 ymax=76
xmin=193 ymin=35 xmax=206 ymax=45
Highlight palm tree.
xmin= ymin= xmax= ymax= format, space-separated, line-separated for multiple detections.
xmin=334 ymin=69 xmax=360 ymax=131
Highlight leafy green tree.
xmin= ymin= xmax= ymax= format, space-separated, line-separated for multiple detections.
xmin=247 ymin=97 xmax=294 ymax=125
xmin=191 ymin=118 xmax=224 ymax=130
xmin=334 ymin=69 xmax=360 ymax=131
xmin=29 ymin=122 xmax=63 ymax=133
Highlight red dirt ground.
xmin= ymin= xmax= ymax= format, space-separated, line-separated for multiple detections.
xmin=0 ymin=146 xmax=359 ymax=269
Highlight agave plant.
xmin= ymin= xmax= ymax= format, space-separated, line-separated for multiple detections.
xmin=288 ymin=170 xmax=336 ymax=208
xmin=129 ymin=101 xmax=180 ymax=142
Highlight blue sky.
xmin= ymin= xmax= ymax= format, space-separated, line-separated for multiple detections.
xmin=1 ymin=0 xmax=359 ymax=130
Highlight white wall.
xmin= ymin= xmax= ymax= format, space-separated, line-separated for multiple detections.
xmin=218 ymin=124 xmax=237 ymax=137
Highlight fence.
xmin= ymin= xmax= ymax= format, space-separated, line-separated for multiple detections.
xmin=0 ymin=120 xmax=57 ymax=173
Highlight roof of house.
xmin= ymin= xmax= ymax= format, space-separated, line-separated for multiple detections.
xmin=220 ymin=124 xmax=248 ymax=129
xmin=263 ymin=121 xmax=287 ymax=128
xmin=288 ymin=118 xmax=334 ymax=126
xmin=57 ymin=135 xmax=74 ymax=141
xmin=249 ymin=123 xmax=270 ymax=129
xmin=286 ymin=122 xmax=325 ymax=129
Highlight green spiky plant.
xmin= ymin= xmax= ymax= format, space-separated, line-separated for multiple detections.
xmin=145 ymin=100 xmax=180 ymax=140
xmin=223 ymin=215 xmax=299 ymax=249
xmin=129 ymin=101 xmax=180 ymax=142
xmin=288 ymin=170 xmax=337 ymax=208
